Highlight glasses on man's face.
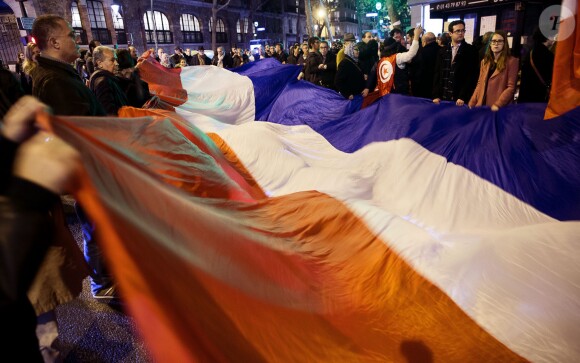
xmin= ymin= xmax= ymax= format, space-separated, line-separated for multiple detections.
xmin=320 ymin=46 xmax=328 ymax=49
xmin=490 ymin=39 xmax=505 ymax=44
xmin=452 ymin=29 xmax=466 ymax=34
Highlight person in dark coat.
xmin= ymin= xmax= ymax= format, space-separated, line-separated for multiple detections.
xmin=432 ymin=20 xmax=479 ymax=106
xmin=30 ymin=15 xmax=113 ymax=306
xmin=169 ymin=46 xmax=186 ymax=68
xmin=31 ymin=16 xmax=105 ymax=116
xmin=190 ymin=46 xmax=212 ymax=66
xmin=412 ymin=32 xmax=440 ymax=98
xmin=356 ymin=31 xmax=379 ymax=77
xmin=89 ymin=46 xmax=129 ymax=115
xmin=304 ymin=37 xmax=324 ymax=85
xmin=0 ymin=62 xmax=24 ymax=118
xmin=75 ymin=49 xmax=90 ymax=84
xmin=518 ymin=28 xmax=555 ymax=103
xmin=273 ymin=43 xmax=288 ymax=64
xmin=116 ymin=48 xmax=152 ymax=108
xmin=319 ymin=40 xmax=337 ymax=89
xmin=335 ymin=42 xmax=368 ymax=99
xmin=1 ymin=96 xmax=82 ymax=363
xmin=287 ymin=44 xmax=300 ymax=65
xmin=211 ymin=46 xmax=234 ymax=68
xmin=85 ymin=40 xmax=101 ymax=76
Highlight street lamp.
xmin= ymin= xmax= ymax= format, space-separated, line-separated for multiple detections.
xmin=375 ymin=2 xmax=382 ymax=39
xmin=316 ymin=7 xmax=327 ymax=38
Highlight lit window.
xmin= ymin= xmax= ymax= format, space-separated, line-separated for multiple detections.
xmin=209 ymin=17 xmax=228 ymax=43
xmin=181 ymin=14 xmax=203 ymax=43
xmin=143 ymin=10 xmax=173 ymax=44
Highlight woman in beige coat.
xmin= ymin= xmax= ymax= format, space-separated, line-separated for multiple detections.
xmin=469 ymin=30 xmax=519 ymax=111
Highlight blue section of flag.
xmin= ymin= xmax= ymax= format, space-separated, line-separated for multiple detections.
xmin=234 ymin=59 xmax=580 ymax=221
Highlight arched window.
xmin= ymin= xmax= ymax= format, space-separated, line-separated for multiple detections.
xmin=70 ymin=1 xmax=88 ymax=44
xmin=236 ymin=17 xmax=249 ymax=43
xmin=87 ymin=0 xmax=112 ymax=44
xmin=180 ymin=14 xmax=203 ymax=43
xmin=209 ymin=17 xmax=227 ymax=43
xmin=143 ymin=10 xmax=173 ymax=44
xmin=111 ymin=6 xmax=127 ymax=44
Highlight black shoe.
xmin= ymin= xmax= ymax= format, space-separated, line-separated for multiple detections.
xmin=92 ymin=285 xmax=119 ymax=300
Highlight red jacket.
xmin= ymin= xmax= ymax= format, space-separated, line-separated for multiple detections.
xmin=469 ymin=56 xmax=519 ymax=108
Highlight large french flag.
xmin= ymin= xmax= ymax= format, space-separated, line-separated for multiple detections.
xmin=41 ymin=19 xmax=580 ymax=362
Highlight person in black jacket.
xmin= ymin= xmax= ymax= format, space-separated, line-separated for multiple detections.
xmin=319 ymin=40 xmax=337 ymax=89
xmin=211 ymin=46 xmax=234 ymax=68
xmin=190 ymin=46 xmax=212 ymax=66
xmin=356 ymin=31 xmax=379 ymax=77
xmin=412 ymin=32 xmax=440 ymax=98
xmin=31 ymin=15 xmax=114 ymax=301
xmin=335 ymin=43 xmax=368 ymax=99
xmin=89 ymin=46 xmax=129 ymax=115
xmin=518 ymin=28 xmax=555 ymax=103
xmin=0 ymin=63 xmax=24 ymax=118
xmin=432 ymin=20 xmax=479 ymax=106
xmin=303 ymin=37 xmax=324 ymax=85
xmin=273 ymin=43 xmax=288 ymax=64
xmin=116 ymin=48 xmax=152 ymax=108
xmin=31 ymin=15 xmax=105 ymax=117
xmin=0 ymin=96 xmax=81 ymax=363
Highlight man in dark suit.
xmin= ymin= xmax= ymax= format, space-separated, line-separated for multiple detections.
xmin=319 ymin=40 xmax=337 ymax=90
xmin=432 ymin=20 xmax=479 ymax=106
xmin=211 ymin=46 xmax=233 ymax=68
xmin=412 ymin=32 xmax=440 ymax=99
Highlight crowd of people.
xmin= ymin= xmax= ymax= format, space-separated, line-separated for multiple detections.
xmin=0 ymin=12 xmax=558 ymax=363
xmin=133 ymin=20 xmax=556 ymax=109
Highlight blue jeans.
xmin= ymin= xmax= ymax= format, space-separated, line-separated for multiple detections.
xmin=75 ymin=202 xmax=112 ymax=294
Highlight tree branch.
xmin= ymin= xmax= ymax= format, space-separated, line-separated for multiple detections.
xmin=217 ymin=0 xmax=231 ymax=13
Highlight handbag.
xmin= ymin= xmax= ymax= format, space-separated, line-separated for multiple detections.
xmin=530 ymin=50 xmax=551 ymax=102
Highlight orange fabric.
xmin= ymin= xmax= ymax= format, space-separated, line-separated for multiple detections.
xmin=43 ymin=113 xmax=527 ymax=362
xmin=361 ymin=90 xmax=381 ymax=109
xmin=545 ymin=5 xmax=580 ymax=119
xmin=136 ymin=50 xmax=188 ymax=106
xmin=118 ymin=107 xmax=264 ymax=201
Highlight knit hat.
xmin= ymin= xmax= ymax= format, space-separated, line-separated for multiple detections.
xmin=116 ymin=49 xmax=135 ymax=70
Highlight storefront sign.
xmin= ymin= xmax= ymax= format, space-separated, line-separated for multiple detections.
xmin=17 ymin=17 xmax=35 ymax=30
xmin=431 ymin=0 xmax=514 ymax=13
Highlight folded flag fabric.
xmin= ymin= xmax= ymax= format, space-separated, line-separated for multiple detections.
xmin=40 ymin=31 xmax=580 ymax=362
xmin=545 ymin=0 xmax=579 ymax=119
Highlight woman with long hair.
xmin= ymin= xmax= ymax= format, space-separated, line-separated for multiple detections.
xmin=21 ymin=42 xmax=40 ymax=94
xmin=468 ymin=30 xmax=519 ymax=111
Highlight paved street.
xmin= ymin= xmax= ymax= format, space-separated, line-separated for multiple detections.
xmin=53 ymin=198 xmax=152 ymax=363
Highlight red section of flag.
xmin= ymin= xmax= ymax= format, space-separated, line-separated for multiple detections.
xmin=137 ymin=50 xmax=188 ymax=106
xmin=545 ymin=4 xmax=580 ymax=119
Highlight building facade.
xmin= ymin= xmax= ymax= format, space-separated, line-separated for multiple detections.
xmin=408 ymin=0 xmax=561 ymax=54
xmin=0 ymin=0 xmax=312 ymax=62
